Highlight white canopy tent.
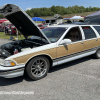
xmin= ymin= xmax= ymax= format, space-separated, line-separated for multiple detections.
xmin=2 ymin=20 xmax=11 ymax=27
xmin=70 ymin=15 xmax=84 ymax=20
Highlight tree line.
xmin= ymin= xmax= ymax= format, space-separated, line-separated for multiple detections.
xmin=25 ymin=5 xmax=100 ymax=17
xmin=0 ymin=5 xmax=100 ymax=18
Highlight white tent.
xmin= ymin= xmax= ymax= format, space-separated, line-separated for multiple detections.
xmin=70 ymin=15 xmax=84 ymax=20
xmin=2 ymin=20 xmax=11 ymax=27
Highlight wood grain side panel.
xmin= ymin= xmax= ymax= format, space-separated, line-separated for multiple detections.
xmin=57 ymin=42 xmax=84 ymax=58
xmin=13 ymin=48 xmax=56 ymax=64
xmin=98 ymin=38 xmax=100 ymax=46
xmin=84 ymin=39 xmax=98 ymax=50
xmin=67 ymin=42 xmax=84 ymax=54
xmin=57 ymin=46 xmax=68 ymax=58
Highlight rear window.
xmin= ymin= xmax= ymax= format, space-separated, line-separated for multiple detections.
xmin=93 ymin=26 xmax=100 ymax=35
xmin=82 ymin=26 xmax=96 ymax=39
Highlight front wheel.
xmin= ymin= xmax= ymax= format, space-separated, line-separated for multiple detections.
xmin=25 ymin=56 xmax=50 ymax=80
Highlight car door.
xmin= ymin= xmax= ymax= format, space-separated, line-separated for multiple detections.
xmin=57 ymin=26 xmax=84 ymax=64
xmin=81 ymin=26 xmax=99 ymax=51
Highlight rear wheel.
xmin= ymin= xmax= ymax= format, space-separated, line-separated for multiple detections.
xmin=93 ymin=49 xmax=100 ymax=59
xmin=26 ymin=56 xmax=50 ymax=80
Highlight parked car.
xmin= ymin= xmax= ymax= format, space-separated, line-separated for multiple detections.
xmin=0 ymin=4 xmax=100 ymax=80
xmin=38 ymin=23 xmax=44 ymax=27
xmin=52 ymin=22 xmax=58 ymax=26
xmin=44 ymin=23 xmax=51 ymax=26
xmin=38 ymin=23 xmax=49 ymax=29
xmin=40 ymin=24 xmax=48 ymax=29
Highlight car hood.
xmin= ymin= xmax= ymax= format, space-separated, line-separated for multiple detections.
xmin=0 ymin=4 xmax=50 ymax=43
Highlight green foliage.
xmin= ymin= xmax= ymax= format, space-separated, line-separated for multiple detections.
xmin=25 ymin=5 xmax=100 ymax=17
xmin=0 ymin=14 xmax=4 ymax=18
xmin=0 ymin=32 xmax=25 ymax=40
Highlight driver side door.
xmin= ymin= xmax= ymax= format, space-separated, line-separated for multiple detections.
xmin=57 ymin=26 xmax=84 ymax=64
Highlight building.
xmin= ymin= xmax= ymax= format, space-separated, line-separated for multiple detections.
xmin=45 ymin=16 xmax=63 ymax=24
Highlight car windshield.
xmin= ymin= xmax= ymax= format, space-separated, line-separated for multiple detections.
xmin=42 ymin=27 xmax=67 ymax=43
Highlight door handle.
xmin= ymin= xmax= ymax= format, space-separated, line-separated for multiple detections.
xmin=96 ymin=39 xmax=98 ymax=41
xmin=81 ymin=42 xmax=84 ymax=44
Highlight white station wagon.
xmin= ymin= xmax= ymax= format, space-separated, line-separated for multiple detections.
xmin=0 ymin=4 xmax=100 ymax=80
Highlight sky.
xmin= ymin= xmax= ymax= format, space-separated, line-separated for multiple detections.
xmin=0 ymin=0 xmax=100 ymax=10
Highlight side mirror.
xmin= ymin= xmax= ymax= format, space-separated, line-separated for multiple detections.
xmin=60 ymin=39 xmax=72 ymax=45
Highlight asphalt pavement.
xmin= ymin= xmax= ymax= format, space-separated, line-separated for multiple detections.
xmin=0 ymin=39 xmax=100 ymax=100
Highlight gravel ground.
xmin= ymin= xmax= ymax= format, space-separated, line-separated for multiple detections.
xmin=0 ymin=39 xmax=100 ymax=100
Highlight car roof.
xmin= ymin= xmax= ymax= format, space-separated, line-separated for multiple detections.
xmin=48 ymin=24 xmax=100 ymax=28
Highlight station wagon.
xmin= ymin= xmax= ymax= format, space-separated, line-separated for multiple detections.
xmin=0 ymin=4 xmax=100 ymax=80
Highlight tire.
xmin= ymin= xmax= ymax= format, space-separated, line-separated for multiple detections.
xmin=93 ymin=49 xmax=100 ymax=59
xmin=25 ymin=56 xmax=50 ymax=80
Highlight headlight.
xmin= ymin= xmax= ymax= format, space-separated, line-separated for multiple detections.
xmin=4 ymin=60 xmax=16 ymax=67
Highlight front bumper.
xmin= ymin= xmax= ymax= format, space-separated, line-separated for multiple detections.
xmin=0 ymin=64 xmax=25 ymax=78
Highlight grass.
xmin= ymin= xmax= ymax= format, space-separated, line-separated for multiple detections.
xmin=0 ymin=32 xmax=25 ymax=40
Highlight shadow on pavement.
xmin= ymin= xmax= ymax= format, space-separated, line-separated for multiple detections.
xmin=0 ymin=56 xmax=92 ymax=86
xmin=0 ymin=76 xmax=24 ymax=86
xmin=0 ymin=74 xmax=33 ymax=86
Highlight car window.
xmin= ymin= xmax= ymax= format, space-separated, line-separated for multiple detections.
xmin=64 ymin=27 xmax=82 ymax=42
xmin=82 ymin=26 xmax=96 ymax=39
xmin=42 ymin=27 xmax=67 ymax=43
xmin=93 ymin=26 xmax=100 ymax=35
xmin=85 ymin=18 xmax=100 ymax=24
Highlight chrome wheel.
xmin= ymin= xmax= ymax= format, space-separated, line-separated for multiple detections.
xmin=26 ymin=56 xmax=50 ymax=80
xmin=31 ymin=59 xmax=47 ymax=77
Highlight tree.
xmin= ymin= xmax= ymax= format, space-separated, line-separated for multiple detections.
xmin=0 ymin=14 xmax=4 ymax=18
xmin=25 ymin=5 xmax=100 ymax=17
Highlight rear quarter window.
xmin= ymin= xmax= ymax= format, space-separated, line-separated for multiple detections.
xmin=82 ymin=26 xmax=96 ymax=39
xmin=93 ymin=26 xmax=100 ymax=35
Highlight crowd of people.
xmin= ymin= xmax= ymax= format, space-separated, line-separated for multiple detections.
xmin=4 ymin=24 xmax=17 ymax=35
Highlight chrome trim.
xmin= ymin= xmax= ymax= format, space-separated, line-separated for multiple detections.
xmin=58 ymin=50 xmax=96 ymax=65
xmin=0 ymin=68 xmax=24 ymax=75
